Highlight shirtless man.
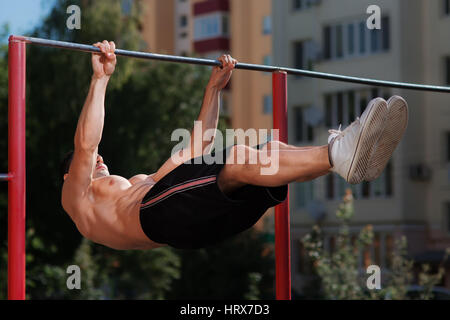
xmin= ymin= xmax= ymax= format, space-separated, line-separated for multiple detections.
xmin=61 ymin=40 xmax=408 ymax=250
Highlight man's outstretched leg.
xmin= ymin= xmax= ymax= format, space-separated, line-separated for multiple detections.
xmin=218 ymin=97 xmax=390 ymax=195
xmin=218 ymin=143 xmax=331 ymax=194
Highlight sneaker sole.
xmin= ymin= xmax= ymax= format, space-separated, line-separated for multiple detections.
xmin=365 ymin=96 xmax=408 ymax=181
xmin=347 ymin=98 xmax=388 ymax=184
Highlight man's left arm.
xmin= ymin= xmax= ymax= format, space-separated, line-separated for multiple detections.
xmin=188 ymin=54 xmax=237 ymax=158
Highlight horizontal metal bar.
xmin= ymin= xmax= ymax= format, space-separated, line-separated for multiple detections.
xmin=9 ymin=35 xmax=450 ymax=93
xmin=0 ymin=173 xmax=11 ymax=181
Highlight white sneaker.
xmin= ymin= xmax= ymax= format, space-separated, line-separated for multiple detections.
xmin=365 ymin=96 xmax=408 ymax=181
xmin=328 ymin=98 xmax=388 ymax=184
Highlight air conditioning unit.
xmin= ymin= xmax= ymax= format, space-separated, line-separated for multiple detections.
xmin=409 ymin=164 xmax=432 ymax=182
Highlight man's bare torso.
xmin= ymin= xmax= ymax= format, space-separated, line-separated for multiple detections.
xmin=62 ymin=174 xmax=167 ymax=250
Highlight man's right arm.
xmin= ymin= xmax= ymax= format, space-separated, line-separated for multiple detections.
xmin=63 ymin=41 xmax=116 ymax=201
xmin=68 ymin=76 xmax=109 ymax=192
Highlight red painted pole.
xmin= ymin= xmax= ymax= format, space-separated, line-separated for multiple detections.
xmin=8 ymin=36 xmax=26 ymax=300
xmin=272 ymin=71 xmax=291 ymax=300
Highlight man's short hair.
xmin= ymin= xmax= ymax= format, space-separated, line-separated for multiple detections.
xmin=60 ymin=151 xmax=74 ymax=183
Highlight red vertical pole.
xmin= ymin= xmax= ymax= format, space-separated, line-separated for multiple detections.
xmin=8 ymin=36 xmax=26 ymax=300
xmin=272 ymin=71 xmax=291 ymax=300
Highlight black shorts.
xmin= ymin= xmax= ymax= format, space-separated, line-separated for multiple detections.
xmin=139 ymin=145 xmax=288 ymax=250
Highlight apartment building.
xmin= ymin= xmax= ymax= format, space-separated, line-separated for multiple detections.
xmin=273 ymin=0 xmax=450 ymax=293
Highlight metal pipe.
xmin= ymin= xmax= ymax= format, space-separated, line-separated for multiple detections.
xmin=10 ymin=35 xmax=450 ymax=93
xmin=8 ymin=37 xmax=27 ymax=300
xmin=0 ymin=174 xmax=12 ymax=181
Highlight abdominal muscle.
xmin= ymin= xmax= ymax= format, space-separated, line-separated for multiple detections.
xmin=78 ymin=175 xmax=168 ymax=250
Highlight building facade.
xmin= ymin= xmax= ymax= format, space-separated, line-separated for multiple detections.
xmin=273 ymin=0 xmax=450 ymax=293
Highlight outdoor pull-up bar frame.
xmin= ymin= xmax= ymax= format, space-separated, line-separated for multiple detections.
xmin=4 ymin=35 xmax=450 ymax=300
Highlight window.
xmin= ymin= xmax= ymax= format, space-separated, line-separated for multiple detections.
xmin=446 ymin=57 xmax=450 ymax=85
xmin=325 ymin=88 xmax=387 ymax=127
xmin=180 ymin=15 xmax=188 ymax=28
xmin=324 ymin=17 xmax=389 ymax=60
xmin=446 ymin=132 xmax=450 ymax=162
xmin=445 ymin=0 xmax=450 ymax=15
xmin=362 ymin=181 xmax=370 ymax=198
xmin=371 ymin=88 xmax=379 ymax=99
xmin=382 ymin=16 xmax=390 ymax=50
xmin=326 ymin=174 xmax=334 ymax=199
xmin=359 ymin=90 xmax=369 ymax=114
xmin=194 ymin=13 xmax=229 ymax=41
xmin=263 ymin=95 xmax=272 ymax=114
xmin=294 ymin=107 xmax=304 ymax=142
xmin=294 ymin=42 xmax=304 ymax=69
xmin=293 ymin=0 xmax=319 ymax=10
xmin=385 ymin=161 xmax=393 ymax=196
xmin=447 ymin=203 xmax=450 ymax=233
xmin=296 ymin=182 xmax=314 ymax=208
xmin=263 ymin=55 xmax=272 ymax=66
xmin=348 ymin=24 xmax=355 ymax=55
xmin=336 ymin=93 xmax=343 ymax=124
xmin=348 ymin=91 xmax=355 ymax=122
xmin=369 ymin=16 xmax=389 ymax=53
xmin=307 ymin=121 xmax=313 ymax=141
xmin=262 ymin=16 xmax=271 ymax=35
xmin=323 ymin=26 xmax=331 ymax=60
xmin=336 ymin=25 xmax=343 ymax=58
xmin=293 ymin=40 xmax=315 ymax=72
xmin=337 ymin=176 xmax=346 ymax=198
xmin=325 ymin=94 xmax=333 ymax=127
xmin=222 ymin=15 xmax=229 ymax=35
xmin=359 ymin=21 xmax=366 ymax=54
xmin=370 ymin=28 xmax=380 ymax=52
xmin=293 ymin=106 xmax=314 ymax=143
xmin=373 ymin=172 xmax=384 ymax=197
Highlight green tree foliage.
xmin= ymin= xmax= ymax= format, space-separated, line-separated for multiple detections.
xmin=302 ymin=189 xmax=449 ymax=300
